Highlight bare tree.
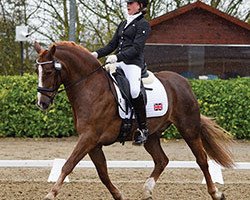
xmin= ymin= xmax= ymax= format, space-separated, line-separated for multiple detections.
xmin=0 ymin=0 xmax=249 ymax=75
xmin=79 ymin=0 xmax=249 ymax=51
xmin=0 ymin=0 xmax=33 ymax=75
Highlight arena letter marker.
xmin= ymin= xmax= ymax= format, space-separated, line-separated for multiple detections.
xmin=202 ymin=160 xmax=224 ymax=184
xmin=47 ymin=159 xmax=69 ymax=182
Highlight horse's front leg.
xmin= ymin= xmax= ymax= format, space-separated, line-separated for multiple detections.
xmin=44 ymin=132 xmax=97 ymax=200
xmin=88 ymin=146 xmax=124 ymax=200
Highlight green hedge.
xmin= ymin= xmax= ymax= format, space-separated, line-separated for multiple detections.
xmin=0 ymin=74 xmax=249 ymax=139
xmin=192 ymin=78 xmax=249 ymax=139
xmin=164 ymin=78 xmax=250 ymax=139
xmin=0 ymin=74 xmax=74 ymax=137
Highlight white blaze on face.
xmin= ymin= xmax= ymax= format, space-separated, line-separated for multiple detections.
xmin=37 ymin=64 xmax=43 ymax=104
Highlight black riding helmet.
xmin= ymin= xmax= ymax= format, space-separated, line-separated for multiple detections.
xmin=126 ymin=0 xmax=148 ymax=8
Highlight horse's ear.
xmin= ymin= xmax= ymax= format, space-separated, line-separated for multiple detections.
xmin=34 ymin=41 xmax=43 ymax=53
xmin=49 ymin=45 xmax=56 ymax=56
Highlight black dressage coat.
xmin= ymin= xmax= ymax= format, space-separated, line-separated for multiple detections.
xmin=96 ymin=14 xmax=151 ymax=76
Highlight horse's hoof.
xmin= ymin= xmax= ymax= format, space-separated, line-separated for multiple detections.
xmin=142 ymin=193 xmax=153 ymax=200
xmin=142 ymin=192 xmax=153 ymax=200
xmin=142 ymin=197 xmax=153 ymax=200
xmin=220 ymin=193 xmax=226 ymax=200
xmin=44 ymin=193 xmax=54 ymax=200
xmin=142 ymin=190 xmax=153 ymax=200
xmin=212 ymin=191 xmax=226 ymax=200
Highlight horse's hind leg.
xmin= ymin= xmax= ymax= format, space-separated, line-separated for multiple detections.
xmin=44 ymin=132 xmax=97 ymax=200
xmin=88 ymin=146 xmax=124 ymax=200
xmin=143 ymin=134 xmax=169 ymax=200
xmin=177 ymin=122 xmax=225 ymax=200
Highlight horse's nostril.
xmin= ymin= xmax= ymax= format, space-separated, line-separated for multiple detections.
xmin=42 ymin=102 xmax=49 ymax=110
xmin=37 ymin=101 xmax=50 ymax=110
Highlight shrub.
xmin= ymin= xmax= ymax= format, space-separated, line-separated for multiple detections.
xmin=164 ymin=78 xmax=250 ymax=139
xmin=0 ymin=74 xmax=75 ymax=137
xmin=0 ymin=75 xmax=249 ymax=139
xmin=191 ymin=78 xmax=250 ymax=139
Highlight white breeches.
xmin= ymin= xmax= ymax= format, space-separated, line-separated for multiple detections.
xmin=116 ymin=61 xmax=141 ymax=98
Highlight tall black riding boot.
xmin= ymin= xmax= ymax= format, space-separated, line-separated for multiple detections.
xmin=131 ymin=93 xmax=149 ymax=145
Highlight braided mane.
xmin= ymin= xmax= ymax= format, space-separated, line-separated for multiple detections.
xmin=51 ymin=41 xmax=90 ymax=54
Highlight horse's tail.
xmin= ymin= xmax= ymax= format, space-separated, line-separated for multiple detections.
xmin=200 ymin=115 xmax=235 ymax=168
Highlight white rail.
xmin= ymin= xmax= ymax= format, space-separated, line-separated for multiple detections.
xmin=0 ymin=160 xmax=249 ymax=169
xmin=0 ymin=160 xmax=249 ymax=184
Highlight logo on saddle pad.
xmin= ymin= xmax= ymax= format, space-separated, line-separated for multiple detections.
xmin=154 ymin=103 xmax=163 ymax=111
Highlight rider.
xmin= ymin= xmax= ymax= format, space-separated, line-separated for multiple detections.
xmin=92 ymin=0 xmax=151 ymax=145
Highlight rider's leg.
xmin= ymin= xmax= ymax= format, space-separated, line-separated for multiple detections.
xmin=119 ymin=62 xmax=148 ymax=145
xmin=131 ymin=92 xmax=149 ymax=145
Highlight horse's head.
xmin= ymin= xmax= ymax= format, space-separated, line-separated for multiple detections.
xmin=34 ymin=41 xmax=63 ymax=110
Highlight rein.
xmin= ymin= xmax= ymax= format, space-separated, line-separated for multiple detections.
xmin=58 ymin=64 xmax=104 ymax=94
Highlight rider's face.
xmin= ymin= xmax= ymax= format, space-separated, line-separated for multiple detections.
xmin=127 ymin=2 xmax=141 ymax=15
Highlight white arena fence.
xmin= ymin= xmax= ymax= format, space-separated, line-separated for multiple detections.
xmin=0 ymin=159 xmax=249 ymax=184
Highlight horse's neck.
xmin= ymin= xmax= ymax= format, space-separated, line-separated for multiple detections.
xmin=55 ymin=48 xmax=100 ymax=84
xmin=55 ymin=48 xmax=105 ymax=109
xmin=56 ymin=51 xmax=89 ymax=76
xmin=65 ymin=68 xmax=107 ymax=119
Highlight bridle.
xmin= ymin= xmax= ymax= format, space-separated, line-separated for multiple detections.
xmin=36 ymin=59 xmax=62 ymax=101
xmin=36 ymin=59 xmax=103 ymax=101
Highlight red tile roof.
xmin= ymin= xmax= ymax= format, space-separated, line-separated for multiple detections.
xmin=150 ymin=1 xmax=250 ymax=31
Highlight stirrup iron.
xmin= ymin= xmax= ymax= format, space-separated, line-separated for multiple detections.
xmin=133 ymin=128 xmax=148 ymax=146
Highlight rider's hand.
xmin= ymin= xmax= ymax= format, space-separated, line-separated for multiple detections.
xmin=91 ymin=52 xmax=98 ymax=58
xmin=104 ymin=63 xmax=112 ymax=72
xmin=104 ymin=63 xmax=116 ymax=73
xmin=106 ymin=55 xmax=117 ymax=64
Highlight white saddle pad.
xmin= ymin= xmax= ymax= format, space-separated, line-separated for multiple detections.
xmin=112 ymin=71 xmax=168 ymax=119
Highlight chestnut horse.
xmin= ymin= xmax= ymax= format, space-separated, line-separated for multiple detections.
xmin=34 ymin=41 xmax=233 ymax=200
